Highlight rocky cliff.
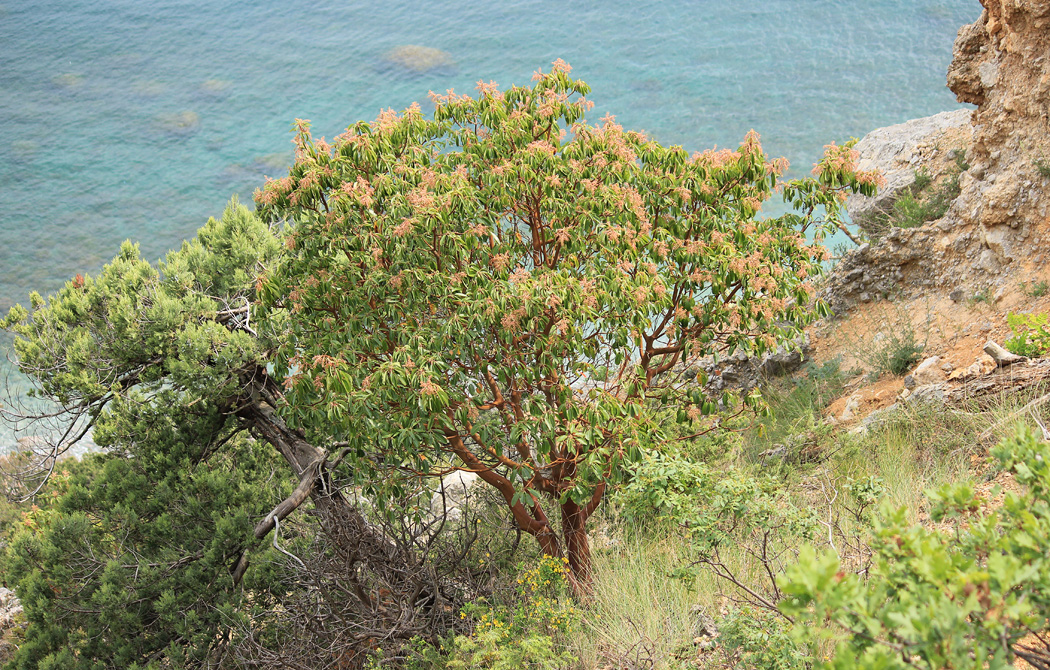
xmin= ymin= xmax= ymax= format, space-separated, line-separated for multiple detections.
xmin=949 ymin=0 xmax=1050 ymax=262
xmin=823 ymin=0 xmax=1050 ymax=314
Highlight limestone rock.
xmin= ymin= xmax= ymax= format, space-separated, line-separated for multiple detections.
xmin=429 ymin=470 xmax=480 ymax=522
xmin=845 ymin=109 xmax=973 ymax=235
xmin=841 ymin=395 xmax=861 ymax=422
xmin=905 ymin=383 xmax=947 ymax=406
xmin=758 ymin=334 xmax=810 ymax=376
xmin=692 ymin=333 xmax=810 ymax=393
xmin=850 ymin=404 xmax=899 ymax=436
xmin=947 ymin=0 xmax=1050 ymax=265
xmin=0 ymin=587 xmax=22 ymax=630
xmin=821 ymin=1 xmax=1050 ymax=317
xmin=910 ymin=356 xmax=946 ymax=385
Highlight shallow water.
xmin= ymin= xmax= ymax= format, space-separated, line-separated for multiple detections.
xmin=0 ymin=1 xmax=979 ymax=439
xmin=0 ymin=0 xmax=979 ymax=310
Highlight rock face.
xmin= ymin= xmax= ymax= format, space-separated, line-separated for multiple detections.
xmin=0 ymin=587 xmax=22 ymax=632
xmin=845 ymin=110 xmax=974 ymax=235
xmin=699 ymin=333 xmax=811 ymax=392
xmin=822 ymin=0 xmax=1050 ymax=315
xmin=947 ymin=0 xmax=1050 ymax=263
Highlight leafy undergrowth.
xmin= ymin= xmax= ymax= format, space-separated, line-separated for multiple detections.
xmin=398 ymin=371 xmax=1050 ymax=670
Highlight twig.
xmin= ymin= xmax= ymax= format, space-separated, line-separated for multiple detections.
xmin=271 ymin=516 xmax=307 ymax=571
xmin=977 ymin=392 xmax=1050 ymax=443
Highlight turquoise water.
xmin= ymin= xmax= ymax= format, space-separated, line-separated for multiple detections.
xmin=0 ymin=0 xmax=980 ymax=446
xmin=1 ymin=0 xmax=978 ymax=314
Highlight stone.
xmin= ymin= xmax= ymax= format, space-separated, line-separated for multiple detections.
xmin=977 ymin=248 xmax=1002 ymax=273
xmin=850 ymin=404 xmax=899 ymax=436
xmin=429 ymin=470 xmax=480 ymax=522
xmin=0 ymin=587 xmax=22 ymax=629
xmin=758 ymin=333 xmax=809 ymax=377
xmin=759 ymin=445 xmax=787 ymax=462
xmin=910 ymin=356 xmax=946 ymax=385
xmin=841 ymin=395 xmax=862 ymax=422
xmin=905 ymin=383 xmax=947 ymax=405
xmin=977 ymin=354 xmax=998 ymax=375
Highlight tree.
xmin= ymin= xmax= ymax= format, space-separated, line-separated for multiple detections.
xmin=258 ymin=60 xmax=879 ymax=587
xmin=1 ymin=202 xmax=461 ymax=668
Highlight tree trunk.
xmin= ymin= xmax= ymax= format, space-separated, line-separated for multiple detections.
xmin=560 ymin=500 xmax=592 ymax=590
xmin=232 ymin=370 xmax=406 ymax=591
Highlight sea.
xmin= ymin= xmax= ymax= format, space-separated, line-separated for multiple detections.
xmin=0 ymin=0 xmax=979 ymax=441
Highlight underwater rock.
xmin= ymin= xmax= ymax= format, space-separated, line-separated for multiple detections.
xmin=384 ymin=45 xmax=455 ymax=73
xmin=199 ymin=78 xmax=232 ymax=98
xmin=153 ymin=110 xmax=201 ymax=135
xmin=11 ymin=140 xmax=37 ymax=161
xmin=51 ymin=73 xmax=83 ymax=88
xmin=131 ymin=80 xmax=166 ymax=97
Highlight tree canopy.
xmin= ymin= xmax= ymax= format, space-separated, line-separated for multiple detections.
xmin=258 ymin=60 xmax=879 ymax=585
xmin=1 ymin=202 xmax=456 ymax=668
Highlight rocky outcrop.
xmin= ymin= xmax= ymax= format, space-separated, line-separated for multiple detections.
xmin=845 ymin=110 xmax=974 ymax=235
xmin=947 ymin=0 xmax=1050 ymax=262
xmin=822 ymin=0 xmax=1050 ymax=315
xmin=0 ymin=587 xmax=22 ymax=649
xmin=698 ymin=333 xmax=811 ymax=392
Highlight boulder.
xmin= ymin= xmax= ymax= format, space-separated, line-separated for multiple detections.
xmin=428 ymin=470 xmax=480 ymax=522
xmin=0 ymin=587 xmax=22 ymax=629
xmin=758 ymin=334 xmax=810 ymax=376
xmin=910 ymin=356 xmax=946 ymax=385
xmin=905 ymin=383 xmax=947 ymax=406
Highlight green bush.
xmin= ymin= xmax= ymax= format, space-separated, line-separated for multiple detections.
xmin=405 ymin=555 xmax=578 ymax=670
xmin=871 ymin=327 xmax=925 ymax=377
xmin=1004 ymin=312 xmax=1050 ymax=357
xmin=1035 ymin=156 xmax=1050 ymax=179
xmin=868 ymin=151 xmax=967 ymax=237
xmin=781 ymin=426 xmax=1050 ymax=669
xmin=713 ymin=606 xmax=809 ymax=670
xmin=1021 ymin=279 xmax=1049 ymax=298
